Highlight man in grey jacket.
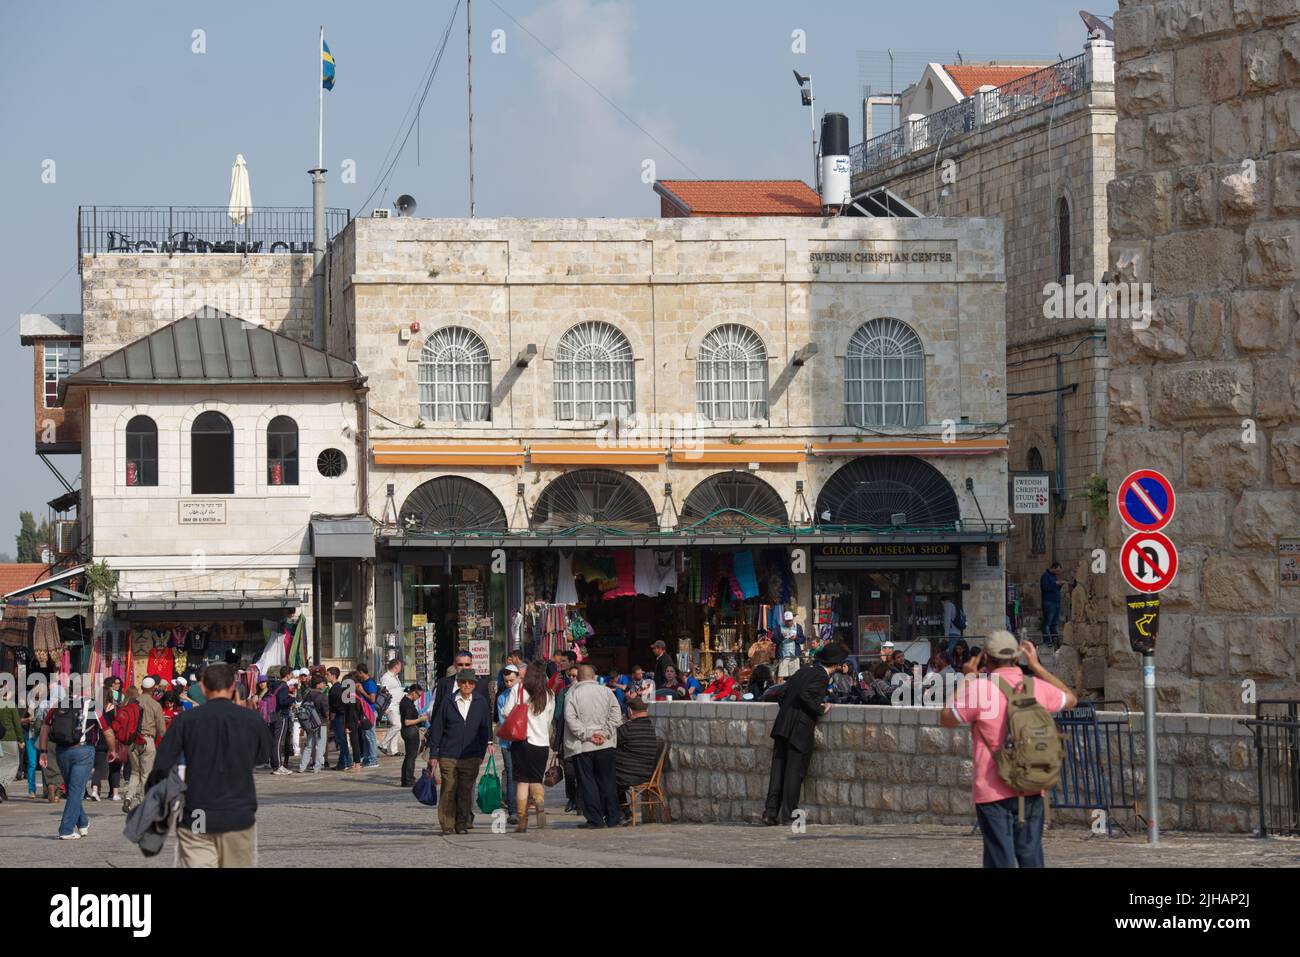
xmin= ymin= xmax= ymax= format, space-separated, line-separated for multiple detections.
xmin=564 ymin=665 xmax=623 ymax=829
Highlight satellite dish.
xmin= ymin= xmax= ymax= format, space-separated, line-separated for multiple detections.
xmin=1079 ymin=10 xmax=1115 ymax=41
xmin=394 ymin=194 xmax=418 ymax=217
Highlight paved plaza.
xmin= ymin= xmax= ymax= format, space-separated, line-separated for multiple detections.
xmin=2 ymin=755 xmax=1296 ymax=868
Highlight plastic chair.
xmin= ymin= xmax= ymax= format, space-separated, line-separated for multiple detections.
xmin=627 ymin=738 xmax=672 ymax=826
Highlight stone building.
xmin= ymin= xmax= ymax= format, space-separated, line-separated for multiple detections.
xmin=326 ymin=214 xmax=1009 ymax=684
xmin=848 ymin=35 xmax=1117 ymax=686
xmin=1100 ymin=0 xmax=1300 ymax=713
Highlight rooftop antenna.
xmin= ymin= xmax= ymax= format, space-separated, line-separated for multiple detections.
xmin=467 ymin=0 xmax=476 ymax=217
xmin=793 ymin=70 xmax=816 ymax=189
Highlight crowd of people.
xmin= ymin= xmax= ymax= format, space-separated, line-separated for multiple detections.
xmin=1 ymin=617 xmax=1076 ymax=869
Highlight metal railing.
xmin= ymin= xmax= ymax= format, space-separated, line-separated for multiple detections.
xmin=1050 ymin=699 xmax=1140 ymax=835
xmin=78 ymin=206 xmax=352 ymax=262
xmin=851 ymin=53 xmax=1090 ymax=175
xmin=1243 ymin=700 xmax=1300 ymax=837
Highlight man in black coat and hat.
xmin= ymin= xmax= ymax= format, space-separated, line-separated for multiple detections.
xmin=761 ymin=644 xmax=846 ymax=826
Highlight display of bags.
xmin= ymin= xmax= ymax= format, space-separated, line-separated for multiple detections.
xmin=476 ymin=754 xmax=502 ymax=814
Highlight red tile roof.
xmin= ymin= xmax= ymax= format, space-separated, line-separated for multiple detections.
xmin=0 ymin=564 xmax=54 ymax=600
xmin=655 ymin=180 xmax=821 ymax=217
xmin=942 ymin=64 xmax=1048 ymax=96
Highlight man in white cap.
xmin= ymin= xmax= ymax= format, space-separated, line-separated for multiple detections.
xmin=776 ymin=610 xmax=805 ymax=680
xmin=940 ymin=631 xmax=1077 ymax=868
xmin=122 ymin=677 xmax=165 ymax=812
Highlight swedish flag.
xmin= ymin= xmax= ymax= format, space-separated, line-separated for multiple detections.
xmin=322 ymin=40 xmax=336 ymax=91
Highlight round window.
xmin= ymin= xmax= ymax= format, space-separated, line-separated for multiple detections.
xmin=317 ymin=448 xmax=347 ymax=478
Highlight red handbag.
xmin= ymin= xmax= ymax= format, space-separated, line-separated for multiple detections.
xmin=496 ymin=686 xmax=528 ymax=742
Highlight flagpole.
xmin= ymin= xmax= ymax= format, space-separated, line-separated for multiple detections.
xmin=318 ymin=25 xmax=324 ymax=170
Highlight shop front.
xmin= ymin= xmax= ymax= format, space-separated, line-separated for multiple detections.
xmin=813 ymin=542 xmax=961 ymax=659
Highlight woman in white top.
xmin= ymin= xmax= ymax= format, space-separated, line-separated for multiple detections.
xmin=502 ymin=660 xmax=555 ymax=832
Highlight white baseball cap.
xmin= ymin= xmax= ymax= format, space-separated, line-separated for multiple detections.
xmin=503 ymin=664 xmax=520 ymax=674
xmin=783 ymin=611 xmax=795 ymax=621
xmin=141 ymin=677 xmax=157 ymax=689
xmin=173 ymin=677 xmax=187 ymax=686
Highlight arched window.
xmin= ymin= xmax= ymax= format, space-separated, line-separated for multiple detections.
xmin=191 ymin=411 xmax=234 ymax=494
xmin=1028 ymin=447 xmax=1047 ymax=556
xmin=696 ymin=325 xmax=768 ymax=421
xmin=844 ymin=318 xmax=925 ymax=427
xmin=1057 ymin=196 xmax=1071 ymax=282
xmin=553 ymin=321 xmax=634 ymax=421
xmin=125 ymin=415 xmax=157 ymax=487
xmin=267 ymin=415 xmax=299 ymax=486
xmin=418 ymin=327 xmax=491 ymax=422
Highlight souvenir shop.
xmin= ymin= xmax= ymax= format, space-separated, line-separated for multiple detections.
xmin=811 ymin=542 xmax=963 ymax=659
xmin=392 ymin=549 xmax=509 ymax=691
xmin=106 ymin=595 xmax=309 ymax=692
xmin=0 ymin=597 xmax=92 ymax=686
xmin=518 ymin=545 xmax=798 ymax=677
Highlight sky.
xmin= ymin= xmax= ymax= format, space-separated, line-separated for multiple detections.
xmin=0 ymin=0 xmax=1111 ymax=553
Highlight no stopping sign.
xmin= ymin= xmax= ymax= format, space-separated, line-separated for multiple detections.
xmin=1121 ymin=532 xmax=1178 ymax=594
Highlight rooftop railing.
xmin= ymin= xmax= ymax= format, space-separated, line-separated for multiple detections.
xmin=77 ymin=206 xmax=352 ymax=266
xmin=851 ymin=53 xmax=1090 ymax=175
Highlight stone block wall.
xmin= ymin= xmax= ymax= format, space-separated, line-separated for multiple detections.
xmin=850 ymin=41 xmax=1117 ymax=640
xmin=646 ymin=700 xmax=1260 ymax=832
xmin=1101 ymin=0 xmax=1300 ymax=712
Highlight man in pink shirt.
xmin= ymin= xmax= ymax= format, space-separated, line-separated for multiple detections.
xmin=940 ymin=631 xmax=1077 ymax=868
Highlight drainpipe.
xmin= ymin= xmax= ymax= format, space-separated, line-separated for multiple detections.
xmin=310 ymin=167 xmax=327 ymax=349
xmin=356 ymin=379 xmax=370 ymax=518
xmin=1053 ymin=352 xmax=1065 ymax=562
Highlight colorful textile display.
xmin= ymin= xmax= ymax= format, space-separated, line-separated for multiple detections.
xmin=605 ymin=550 xmax=636 ymax=598
xmin=733 ymin=551 xmax=759 ymax=599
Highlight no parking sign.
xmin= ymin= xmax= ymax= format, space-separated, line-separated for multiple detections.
xmin=1117 ymin=469 xmax=1175 ymax=532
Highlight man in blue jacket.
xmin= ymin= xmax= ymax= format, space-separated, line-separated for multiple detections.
xmin=426 ymin=669 xmax=495 ymax=835
xmin=1040 ymin=562 xmax=1063 ymax=647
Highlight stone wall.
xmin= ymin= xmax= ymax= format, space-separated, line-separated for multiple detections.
xmin=80 ymin=253 xmax=315 ymax=363
xmin=1101 ymin=0 xmax=1300 ymax=712
xmin=851 ymin=40 xmax=1117 ymax=659
xmin=646 ymin=700 xmax=1259 ymax=832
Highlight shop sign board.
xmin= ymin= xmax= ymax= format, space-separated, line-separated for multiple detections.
xmin=857 ymin=615 xmax=891 ymax=651
xmin=469 ymin=639 xmax=490 ymax=676
xmin=1012 ymin=473 xmax=1050 ymax=514
xmin=1280 ymin=539 xmax=1300 ymax=587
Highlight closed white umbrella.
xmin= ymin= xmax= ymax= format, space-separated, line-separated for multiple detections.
xmin=227 ymin=153 xmax=252 ymax=225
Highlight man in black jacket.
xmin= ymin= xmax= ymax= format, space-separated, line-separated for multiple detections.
xmin=761 ymin=644 xmax=846 ymax=826
xmin=434 ymin=650 xmax=489 ymax=715
xmin=149 ymin=663 xmax=272 ymax=867
xmin=651 ymin=640 xmax=674 ymax=687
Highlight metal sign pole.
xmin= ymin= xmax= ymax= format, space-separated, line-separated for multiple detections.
xmin=1142 ymin=653 xmax=1159 ymax=844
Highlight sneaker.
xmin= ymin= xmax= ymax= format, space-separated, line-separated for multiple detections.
xmin=272 ymin=767 xmax=294 ymax=776
xmin=111 ymin=792 xmax=122 ymax=802
xmin=89 ymin=789 xmax=100 ymax=802
xmin=59 ymin=832 xmax=82 ymax=841
xmin=76 ymin=824 xmax=90 ymax=837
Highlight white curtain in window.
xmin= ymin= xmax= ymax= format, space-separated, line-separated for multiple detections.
xmin=554 ymin=321 xmax=634 ymax=421
xmin=696 ymin=324 xmax=767 ymax=421
xmin=845 ymin=318 xmax=924 ymax=427
xmin=418 ymin=327 xmax=491 ymax=422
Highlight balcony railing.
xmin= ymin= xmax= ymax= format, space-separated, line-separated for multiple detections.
xmin=851 ymin=53 xmax=1090 ymax=175
xmin=77 ymin=206 xmax=352 ymax=264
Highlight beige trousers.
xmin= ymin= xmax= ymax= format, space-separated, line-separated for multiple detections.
xmin=177 ymin=825 xmax=257 ymax=868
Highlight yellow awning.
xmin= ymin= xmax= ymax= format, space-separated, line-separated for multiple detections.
xmin=372 ymin=443 xmax=525 ymax=467
xmin=670 ymin=442 xmax=806 ymax=464
xmin=810 ymin=437 xmax=1007 ymax=456
xmin=528 ymin=444 xmax=665 ymax=466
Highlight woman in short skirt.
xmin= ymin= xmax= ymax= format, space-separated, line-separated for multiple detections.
xmin=503 ymin=660 xmax=555 ymax=832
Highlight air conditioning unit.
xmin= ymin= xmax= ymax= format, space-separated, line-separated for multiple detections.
xmin=371 ymin=208 xmax=391 ymax=219
xmin=55 ymin=520 xmax=81 ymax=556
